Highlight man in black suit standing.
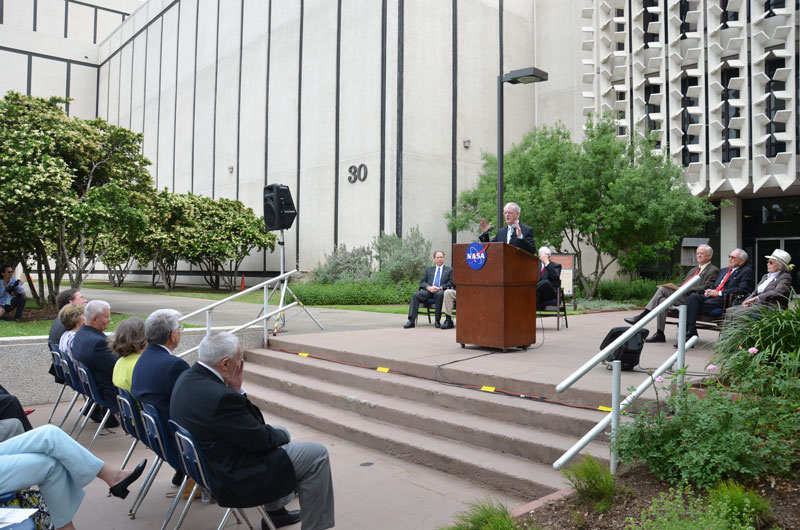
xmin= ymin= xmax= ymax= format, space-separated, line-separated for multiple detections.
xmin=170 ymin=332 xmax=334 ymax=530
xmin=478 ymin=202 xmax=536 ymax=255
xmin=681 ymin=247 xmax=755 ymax=342
xmin=536 ymin=247 xmax=562 ymax=308
xmin=403 ymin=250 xmax=454 ymax=329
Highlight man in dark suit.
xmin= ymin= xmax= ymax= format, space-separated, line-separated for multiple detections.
xmin=403 ymin=250 xmax=454 ymax=328
xmin=536 ymin=247 xmax=562 ymax=308
xmin=478 ymin=202 xmax=536 ymax=255
xmin=624 ymin=244 xmax=719 ymax=343
xmin=71 ymin=300 xmax=120 ymax=425
xmin=171 ymin=332 xmax=334 ymax=530
xmin=681 ymin=247 xmax=755 ymax=342
xmin=131 ymin=308 xmax=190 ymax=486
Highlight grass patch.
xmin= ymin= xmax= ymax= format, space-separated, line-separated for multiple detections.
xmin=0 ymin=313 xmax=144 ymax=338
xmin=436 ymin=499 xmax=520 ymax=530
xmin=561 ymin=455 xmax=617 ymax=513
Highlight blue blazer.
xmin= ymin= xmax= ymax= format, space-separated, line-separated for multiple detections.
xmin=71 ymin=324 xmax=120 ymax=412
xmin=131 ymin=343 xmax=190 ymax=427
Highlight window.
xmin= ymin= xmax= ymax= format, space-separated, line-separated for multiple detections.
xmin=721 ymin=67 xmax=740 ymax=163
xmin=721 ymin=0 xmax=739 ymax=28
xmin=643 ymin=0 xmax=659 ymax=47
xmin=680 ymin=77 xmax=699 ymax=166
xmin=763 ymin=0 xmax=785 ymax=18
xmin=644 ymin=83 xmax=661 ymax=147
xmin=678 ymin=0 xmax=696 ymax=39
xmin=765 ymin=58 xmax=786 ymax=157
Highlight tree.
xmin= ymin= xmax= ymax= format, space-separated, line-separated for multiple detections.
xmin=448 ymin=117 xmax=715 ymax=299
xmin=184 ymin=195 xmax=276 ymax=291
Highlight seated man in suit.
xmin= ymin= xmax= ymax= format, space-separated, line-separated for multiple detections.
xmin=71 ymin=300 xmax=120 ymax=426
xmin=624 ymin=244 xmax=719 ymax=343
xmin=724 ymin=249 xmax=793 ymax=323
xmin=403 ymin=250 xmax=454 ymax=329
xmin=131 ymin=309 xmax=190 ymax=486
xmin=478 ymin=202 xmax=536 ymax=255
xmin=171 ymin=332 xmax=334 ymax=530
xmin=680 ymin=248 xmax=755 ymax=344
xmin=536 ymin=247 xmax=562 ymax=309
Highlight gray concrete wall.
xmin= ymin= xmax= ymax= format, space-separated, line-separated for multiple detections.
xmin=0 ymin=328 xmax=265 ymax=406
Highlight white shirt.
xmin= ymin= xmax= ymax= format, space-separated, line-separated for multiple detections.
xmin=756 ymin=271 xmax=780 ymax=294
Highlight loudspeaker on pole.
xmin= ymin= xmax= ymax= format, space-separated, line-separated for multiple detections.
xmin=263 ymin=184 xmax=297 ymax=231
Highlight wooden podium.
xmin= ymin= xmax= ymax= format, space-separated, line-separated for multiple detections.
xmin=453 ymin=242 xmax=538 ymax=350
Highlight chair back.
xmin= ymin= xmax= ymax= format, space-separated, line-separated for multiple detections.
xmin=49 ymin=348 xmax=66 ymax=380
xmin=169 ymin=419 xmax=215 ymax=494
xmin=75 ymin=361 xmax=111 ymax=408
xmin=60 ymin=356 xmax=83 ymax=394
xmin=140 ymin=402 xmax=181 ymax=470
xmin=116 ymin=388 xmax=146 ymax=442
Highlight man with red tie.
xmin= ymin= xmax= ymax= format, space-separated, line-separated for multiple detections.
xmin=536 ymin=247 xmax=562 ymax=309
xmin=681 ymin=248 xmax=755 ymax=344
xmin=624 ymin=244 xmax=718 ymax=343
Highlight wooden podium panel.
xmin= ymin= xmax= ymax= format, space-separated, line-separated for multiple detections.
xmin=453 ymin=243 xmax=538 ymax=349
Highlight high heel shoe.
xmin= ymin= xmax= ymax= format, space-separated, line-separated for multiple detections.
xmin=109 ymin=459 xmax=147 ymax=499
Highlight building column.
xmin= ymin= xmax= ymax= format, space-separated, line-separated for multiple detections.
xmin=720 ymin=198 xmax=742 ymax=254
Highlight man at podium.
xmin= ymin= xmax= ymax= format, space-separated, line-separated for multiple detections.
xmin=478 ymin=202 xmax=536 ymax=254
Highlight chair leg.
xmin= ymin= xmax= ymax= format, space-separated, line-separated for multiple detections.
xmin=215 ymin=508 xmax=233 ymax=530
xmin=236 ymin=508 xmax=254 ymax=530
xmin=70 ymin=400 xmax=94 ymax=437
xmin=159 ymin=474 xmax=189 ymax=530
xmin=47 ymin=383 xmax=68 ymax=423
xmin=120 ymin=438 xmax=138 ymax=470
xmin=172 ymin=483 xmax=199 ymax=530
xmin=256 ymin=506 xmax=278 ymax=530
xmin=87 ymin=409 xmax=112 ymax=449
xmin=130 ymin=457 xmax=163 ymax=518
xmin=57 ymin=391 xmax=80 ymax=428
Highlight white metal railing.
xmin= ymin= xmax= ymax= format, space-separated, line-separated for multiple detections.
xmin=176 ymin=270 xmax=299 ymax=358
xmin=552 ymin=273 xmax=703 ymax=472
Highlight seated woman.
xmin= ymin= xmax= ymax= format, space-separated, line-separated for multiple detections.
xmin=57 ymin=303 xmax=85 ymax=361
xmin=110 ymin=317 xmax=146 ymax=393
xmin=0 ymin=424 xmax=145 ymax=530
xmin=725 ymin=249 xmax=793 ymax=323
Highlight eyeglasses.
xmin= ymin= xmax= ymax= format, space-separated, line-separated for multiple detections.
xmin=173 ymin=325 xmax=184 ymax=332
xmin=728 ymin=255 xmax=739 ymax=259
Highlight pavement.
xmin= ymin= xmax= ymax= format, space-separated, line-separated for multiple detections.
xmin=14 ymin=287 xmax=719 ymax=529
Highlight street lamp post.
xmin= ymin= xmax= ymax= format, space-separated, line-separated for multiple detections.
xmin=496 ymin=66 xmax=548 ymax=229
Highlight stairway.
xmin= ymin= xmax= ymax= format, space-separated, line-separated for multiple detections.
xmin=242 ymin=340 xmax=612 ymax=501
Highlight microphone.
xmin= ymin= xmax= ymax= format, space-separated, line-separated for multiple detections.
xmin=479 ymin=224 xmax=495 ymax=239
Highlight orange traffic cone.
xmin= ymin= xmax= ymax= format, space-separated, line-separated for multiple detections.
xmin=240 ymin=275 xmax=246 ymax=291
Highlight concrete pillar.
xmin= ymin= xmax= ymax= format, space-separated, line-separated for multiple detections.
xmin=720 ymin=198 xmax=742 ymax=254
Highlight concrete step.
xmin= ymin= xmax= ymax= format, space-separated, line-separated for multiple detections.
xmin=245 ymin=383 xmax=569 ymax=500
xmin=243 ymin=360 xmax=610 ymax=466
xmin=245 ymin=347 xmax=611 ymax=442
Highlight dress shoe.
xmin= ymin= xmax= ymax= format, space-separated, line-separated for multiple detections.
xmin=104 ymin=414 xmax=120 ymax=428
xmin=673 ymin=331 xmax=698 ymax=348
xmin=109 ymin=459 xmax=147 ymax=499
xmin=441 ymin=318 xmax=455 ymax=330
xmin=434 ymin=320 xmax=441 ymax=328
xmin=403 ymin=319 xmax=415 ymax=329
xmin=624 ymin=310 xmax=649 ymax=326
xmin=645 ymin=330 xmax=665 ymax=343
xmin=171 ymin=470 xmax=185 ymax=486
xmin=265 ymin=508 xmax=301 ymax=528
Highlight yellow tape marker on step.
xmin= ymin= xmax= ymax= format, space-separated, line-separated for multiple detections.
xmin=298 ymin=352 xmax=309 ymax=357
xmin=376 ymin=366 xmax=389 ymax=373
xmin=480 ymin=386 xmax=496 ymax=393
xmin=597 ymin=406 xmax=612 ymax=412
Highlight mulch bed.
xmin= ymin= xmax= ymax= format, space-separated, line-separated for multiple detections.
xmin=7 ymin=307 xmax=59 ymax=322
xmin=519 ymin=465 xmax=800 ymax=529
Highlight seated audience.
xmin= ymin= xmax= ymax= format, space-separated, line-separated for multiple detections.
xmin=49 ymin=289 xmax=88 ymax=349
xmin=110 ymin=317 xmax=147 ymax=393
xmin=536 ymin=247 xmax=562 ymax=309
xmin=171 ymin=332 xmax=334 ymax=529
xmin=0 ymin=424 xmax=145 ymax=530
xmin=403 ymin=251 xmax=454 ymax=329
xmin=58 ymin=304 xmax=85 ymax=361
xmin=724 ymin=249 xmax=793 ymax=323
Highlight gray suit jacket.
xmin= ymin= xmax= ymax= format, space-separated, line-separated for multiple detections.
xmin=747 ymin=270 xmax=792 ymax=307
xmin=687 ymin=263 xmax=720 ymax=294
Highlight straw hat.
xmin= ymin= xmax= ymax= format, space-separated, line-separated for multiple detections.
xmin=764 ymin=249 xmax=792 ymax=271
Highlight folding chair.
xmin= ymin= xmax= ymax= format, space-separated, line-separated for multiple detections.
xmin=48 ymin=349 xmax=80 ymax=425
xmin=74 ymin=362 xmax=116 ymax=449
xmin=60 ymin=356 xmax=90 ymax=433
xmin=169 ymin=419 xmax=277 ymax=530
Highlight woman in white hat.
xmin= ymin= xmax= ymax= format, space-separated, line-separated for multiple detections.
xmin=724 ymin=249 xmax=793 ymax=322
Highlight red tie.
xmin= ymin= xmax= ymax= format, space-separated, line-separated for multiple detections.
xmin=716 ymin=268 xmax=734 ymax=291
xmin=681 ymin=267 xmax=701 ymax=286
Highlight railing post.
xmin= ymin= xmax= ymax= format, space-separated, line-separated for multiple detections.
xmin=610 ymin=359 xmax=621 ymax=475
xmin=263 ymin=284 xmax=269 ymax=346
xmin=205 ymin=309 xmax=212 ymax=337
xmin=676 ymin=304 xmax=686 ymax=391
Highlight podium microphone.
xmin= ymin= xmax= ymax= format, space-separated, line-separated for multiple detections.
xmin=479 ymin=225 xmax=495 ymax=239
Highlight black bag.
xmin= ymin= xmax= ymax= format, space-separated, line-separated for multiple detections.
xmin=600 ymin=326 xmax=649 ymax=371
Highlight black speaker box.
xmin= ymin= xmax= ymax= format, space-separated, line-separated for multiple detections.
xmin=263 ymin=184 xmax=297 ymax=231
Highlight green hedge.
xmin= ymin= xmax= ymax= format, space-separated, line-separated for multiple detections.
xmin=595 ymin=278 xmax=676 ymax=303
xmin=290 ymin=280 xmax=418 ymax=305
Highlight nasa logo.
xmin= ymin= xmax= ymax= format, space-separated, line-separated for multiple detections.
xmin=465 ymin=242 xmax=488 ymax=270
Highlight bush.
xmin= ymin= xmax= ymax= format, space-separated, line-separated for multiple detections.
xmin=436 ymin=499 xmax=518 ymax=530
xmin=290 ymin=279 xmax=417 ymax=305
xmin=560 ymin=455 xmax=617 ymax=513
xmin=626 ymin=486 xmax=755 ymax=530
xmin=312 ymin=244 xmax=373 ymax=284
xmin=373 ymin=226 xmax=431 ymax=283
xmin=614 ymin=376 xmax=800 ymax=488
xmin=595 ymin=278 xmax=670 ymax=303
xmin=707 ymin=480 xmax=773 ymax=529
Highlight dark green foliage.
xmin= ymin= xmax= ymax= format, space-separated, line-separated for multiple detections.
xmin=707 ymin=481 xmax=773 ymax=529
xmin=560 ymin=455 xmax=617 ymax=513
xmin=436 ymin=499 xmax=518 ymax=530
xmin=625 ymin=486 xmax=756 ymax=530
xmin=312 ymin=245 xmax=373 ymax=284
xmin=290 ymin=280 xmax=417 ymax=305
xmin=594 ymin=278 xmax=674 ymax=303
xmin=373 ymin=226 xmax=432 ymax=283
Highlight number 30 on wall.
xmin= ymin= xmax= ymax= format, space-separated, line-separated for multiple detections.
xmin=347 ymin=164 xmax=368 ymax=183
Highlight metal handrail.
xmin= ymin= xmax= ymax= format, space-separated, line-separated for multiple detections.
xmin=176 ymin=270 xmax=299 ymax=358
xmin=552 ymin=274 xmax=703 ymax=471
